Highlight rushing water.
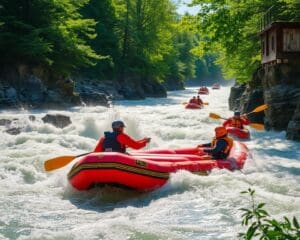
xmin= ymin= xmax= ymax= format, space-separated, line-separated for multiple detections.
xmin=0 ymin=86 xmax=299 ymax=240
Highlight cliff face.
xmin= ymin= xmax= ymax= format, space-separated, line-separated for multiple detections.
xmin=229 ymin=62 xmax=300 ymax=141
xmin=262 ymin=63 xmax=300 ymax=133
xmin=0 ymin=64 xmax=84 ymax=109
xmin=0 ymin=64 xmax=168 ymax=109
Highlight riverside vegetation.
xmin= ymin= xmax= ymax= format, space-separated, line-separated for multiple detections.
xmin=0 ymin=0 xmax=221 ymax=108
xmin=239 ymin=189 xmax=300 ymax=239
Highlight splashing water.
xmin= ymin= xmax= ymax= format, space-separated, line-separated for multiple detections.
xmin=0 ymin=86 xmax=299 ymax=240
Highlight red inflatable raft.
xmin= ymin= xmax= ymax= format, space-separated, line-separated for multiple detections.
xmin=185 ymin=103 xmax=203 ymax=109
xmin=226 ymin=127 xmax=250 ymax=139
xmin=68 ymin=141 xmax=248 ymax=191
xmin=198 ymin=87 xmax=209 ymax=95
xmin=212 ymin=84 xmax=220 ymax=89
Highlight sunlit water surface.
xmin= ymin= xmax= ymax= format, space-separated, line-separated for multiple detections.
xmin=0 ymin=86 xmax=299 ymax=240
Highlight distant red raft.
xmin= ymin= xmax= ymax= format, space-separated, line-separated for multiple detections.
xmin=185 ymin=103 xmax=203 ymax=109
xmin=212 ymin=84 xmax=220 ymax=89
xmin=68 ymin=141 xmax=248 ymax=191
xmin=226 ymin=127 xmax=250 ymax=139
xmin=198 ymin=87 xmax=209 ymax=95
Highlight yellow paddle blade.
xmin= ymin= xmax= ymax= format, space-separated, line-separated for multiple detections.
xmin=182 ymin=102 xmax=188 ymax=105
xmin=249 ymin=123 xmax=265 ymax=130
xmin=209 ymin=112 xmax=222 ymax=119
xmin=201 ymin=155 xmax=213 ymax=160
xmin=44 ymin=155 xmax=76 ymax=172
xmin=251 ymin=104 xmax=268 ymax=113
xmin=203 ymin=102 xmax=209 ymax=105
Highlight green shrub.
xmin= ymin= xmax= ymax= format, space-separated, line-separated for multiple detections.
xmin=239 ymin=188 xmax=300 ymax=239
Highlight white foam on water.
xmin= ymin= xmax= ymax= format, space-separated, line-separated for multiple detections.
xmin=0 ymin=86 xmax=299 ymax=239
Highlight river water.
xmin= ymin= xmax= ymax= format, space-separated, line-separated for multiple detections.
xmin=0 ymin=86 xmax=299 ymax=240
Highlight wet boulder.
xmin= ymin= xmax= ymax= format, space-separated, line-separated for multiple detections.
xmin=263 ymin=85 xmax=300 ymax=131
xmin=286 ymin=102 xmax=300 ymax=141
xmin=239 ymin=87 xmax=265 ymax=124
xmin=118 ymin=85 xmax=145 ymax=100
xmin=28 ymin=115 xmax=36 ymax=122
xmin=19 ymin=75 xmax=46 ymax=103
xmin=80 ymin=92 xmax=110 ymax=107
xmin=42 ymin=114 xmax=71 ymax=128
xmin=228 ymin=84 xmax=265 ymax=124
xmin=228 ymin=84 xmax=246 ymax=111
xmin=5 ymin=127 xmax=21 ymax=135
xmin=0 ymin=119 xmax=12 ymax=126
xmin=142 ymin=81 xmax=167 ymax=98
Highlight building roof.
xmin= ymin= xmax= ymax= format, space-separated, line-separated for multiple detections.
xmin=259 ymin=21 xmax=300 ymax=35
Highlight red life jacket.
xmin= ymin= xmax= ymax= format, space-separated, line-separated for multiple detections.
xmin=230 ymin=118 xmax=243 ymax=129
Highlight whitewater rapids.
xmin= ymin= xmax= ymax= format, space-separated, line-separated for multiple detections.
xmin=0 ymin=86 xmax=299 ymax=240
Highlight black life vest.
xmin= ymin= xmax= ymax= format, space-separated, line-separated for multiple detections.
xmin=102 ymin=131 xmax=126 ymax=153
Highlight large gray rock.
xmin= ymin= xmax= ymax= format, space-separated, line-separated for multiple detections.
xmin=142 ymin=81 xmax=167 ymax=98
xmin=20 ymin=75 xmax=46 ymax=103
xmin=224 ymin=63 xmax=300 ymax=141
xmin=263 ymin=85 xmax=300 ymax=131
xmin=45 ymin=90 xmax=64 ymax=104
xmin=262 ymin=64 xmax=300 ymax=88
xmin=80 ymin=92 xmax=110 ymax=106
xmin=0 ymin=64 xmax=84 ymax=109
xmin=5 ymin=127 xmax=21 ymax=135
xmin=42 ymin=114 xmax=72 ymax=128
xmin=0 ymin=119 xmax=12 ymax=126
xmin=228 ymin=83 xmax=265 ymax=124
xmin=286 ymin=102 xmax=300 ymax=141
xmin=239 ymin=87 xmax=265 ymax=124
xmin=228 ymin=84 xmax=246 ymax=111
xmin=74 ymin=78 xmax=115 ymax=105
xmin=118 ymin=85 xmax=145 ymax=99
xmin=163 ymin=78 xmax=185 ymax=91
xmin=5 ymin=87 xmax=17 ymax=102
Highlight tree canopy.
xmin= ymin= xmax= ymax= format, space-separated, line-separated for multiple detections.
xmin=0 ymin=0 xmax=223 ymax=84
xmin=0 ymin=0 xmax=100 ymax=75
xmin=190 ymin=0 xmax=300 ymax=83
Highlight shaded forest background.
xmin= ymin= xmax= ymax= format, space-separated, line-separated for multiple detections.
xmin=0 ymin=0 xmax=299 ymax=105
xmin=0 ymin=0 xmax=220 ymax=90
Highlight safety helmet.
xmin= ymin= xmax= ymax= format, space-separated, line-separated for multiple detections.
xmin=234 ymin=111 xmax=241 ymax=117
xmin=112 ymin=120 xmax=125 ymax=129
xmin=215 ymin=126 xmax=227 ymax=138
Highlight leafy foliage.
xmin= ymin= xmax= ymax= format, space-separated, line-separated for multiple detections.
xmin=0 ymin=0 xmax=100 ymax=75
xmin=239 ymin=188 xmax=300 ymax=239
xmin=0 ymin=0 xmax=220 ymax=84
xmin=190 ymin=0 xmax=300 ymax=83
xmin=80 ymin=0 xmax=120 ymax=79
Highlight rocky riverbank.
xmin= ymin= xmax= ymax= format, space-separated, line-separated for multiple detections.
xmin=0 ymin=64 xmax=172 ymax=110
xmin=229 ymin=62 xmax=300 ymax=141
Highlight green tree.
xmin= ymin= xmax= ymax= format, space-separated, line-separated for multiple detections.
xmin=190 ymin=0 xmax=300 ymax=83
xmin=81 ymin=0 xmax=120 ymax=79
xmin=165 ymin=22 xmax=197 ymax=84
xmin=0 ymin=0 xmax=99 ymax=75
xmin=113 ymin=0 xmax=177 ymax=83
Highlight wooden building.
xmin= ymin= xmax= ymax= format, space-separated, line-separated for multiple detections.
xmin=259 ymin=21 xmax=300 ymax=65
